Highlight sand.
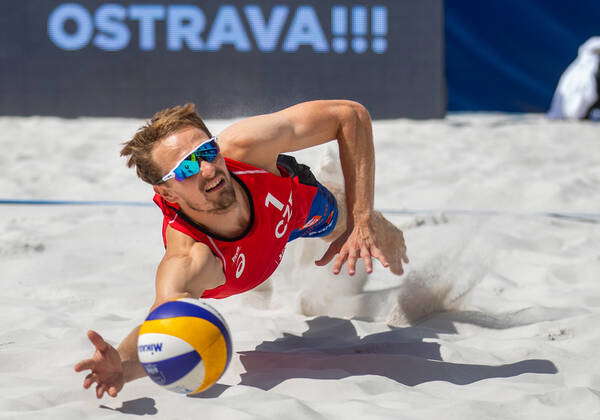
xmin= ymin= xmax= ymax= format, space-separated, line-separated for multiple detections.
xmin=0 ymin=113 xmax=599 ymax=419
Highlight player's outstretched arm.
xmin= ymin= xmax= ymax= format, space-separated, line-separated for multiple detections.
xmin=219 ymin=100 xmax=409 ymax=275
xmin=74 ymin=227 xmax=224 ymax=398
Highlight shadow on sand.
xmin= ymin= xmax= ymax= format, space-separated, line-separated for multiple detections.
xmin=234 ymin=316 xmax=557 ymax=391
xmin=100 ymin=397 xmax=158 ymax=415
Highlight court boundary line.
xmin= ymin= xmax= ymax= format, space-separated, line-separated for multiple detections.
xmin=1 ymin=198 xmax=598 ymax=223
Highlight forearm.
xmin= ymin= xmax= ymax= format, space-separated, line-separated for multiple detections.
xmin=117 ymin=325 xmax=147 ymax=383
xmin=114 ymin=245 xmax=215 ymax=384
xmin=336 ymin=103 xmax=376 ymax=225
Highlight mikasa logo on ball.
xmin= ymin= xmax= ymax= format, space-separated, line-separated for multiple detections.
xmin=138 ymin=343 xmax=164 ymax=353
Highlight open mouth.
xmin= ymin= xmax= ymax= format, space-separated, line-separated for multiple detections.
xmin=205 ymin=177 xmax=225 ymax=193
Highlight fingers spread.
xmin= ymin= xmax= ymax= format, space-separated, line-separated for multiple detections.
xmin=332 ymin=250 xmax=348 ymax=274
xmin=83 ymin=373 xmax=97 ymax=389
xmin=74 ymin=358 xmax=95 ymax=373
xmin=361 ymin=247 xmax=373 ymax=273
xmin=88 ymin=330 xmax=108 ymax=353
xmin=97 ymin=383 xmax=109 ymax=399
xmin=402 ymin=252 xmax=410 ymax=264
xmin=315 ymin=242 xmax=340 ymax=266
xmin=347 ymin=248 xmax=359 ymax=275
xmin=391 ymin=260 xmax=405 ymax=276
xmin=371 ymin=248 xmax=390 ymax=268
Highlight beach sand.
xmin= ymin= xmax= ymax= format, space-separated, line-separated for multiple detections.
xmin=0 ymin=114 xmax=599 ymax=419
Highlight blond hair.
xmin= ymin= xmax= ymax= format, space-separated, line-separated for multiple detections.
xmin=121 ymin=103 xmax=212 ymax=184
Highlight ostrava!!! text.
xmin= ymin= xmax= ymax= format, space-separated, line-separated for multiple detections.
xmin=48 ymin=3 xmax=388 ymax=54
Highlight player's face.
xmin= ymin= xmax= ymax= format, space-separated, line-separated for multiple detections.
xmin=152 ymin=126 xmax=236 ymax=214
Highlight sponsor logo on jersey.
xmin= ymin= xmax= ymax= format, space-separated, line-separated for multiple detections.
xmin=232 ymin=246 xmax=246 ymax=279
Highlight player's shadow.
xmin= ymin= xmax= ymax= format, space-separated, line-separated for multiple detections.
xmin=100 ymin=397 xmax=158 ymax=415
xmin=237 ymin=316 xmax=557 ymax=391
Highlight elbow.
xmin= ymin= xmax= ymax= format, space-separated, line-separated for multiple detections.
xmin=338 ymin=100 xmax=371 ymax=121
xmin=352 ymin=102 xmax=372 ymax=124
xmin=345 ymin=100 xmax=369 ymax=116
xmin=335 ymin=100 xmax=372 ymax=134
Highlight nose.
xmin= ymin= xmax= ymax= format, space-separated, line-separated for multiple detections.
xmin=200 ymin=160 xmax=217 ymax=178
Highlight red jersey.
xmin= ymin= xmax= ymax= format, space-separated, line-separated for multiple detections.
xmin=153 ymin=157 xmax=318 ymax=299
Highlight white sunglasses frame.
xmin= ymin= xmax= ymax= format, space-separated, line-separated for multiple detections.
xmin=158 ymin=136 xmax=219 ymax=184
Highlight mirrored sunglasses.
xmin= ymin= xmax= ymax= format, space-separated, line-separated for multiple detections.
xmin=158 ymin=137 xmax=220 ymax=184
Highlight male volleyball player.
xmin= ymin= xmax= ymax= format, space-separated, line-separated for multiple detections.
xmin=74 ymin=100 xmax=409 ymax=398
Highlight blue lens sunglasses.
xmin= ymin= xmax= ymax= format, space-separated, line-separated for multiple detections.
xmin=158 ymin=136 xmax=220 ymax=184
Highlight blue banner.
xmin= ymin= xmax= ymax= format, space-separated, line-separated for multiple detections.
xmin=446 ymin=0 xmax=600 ymax=112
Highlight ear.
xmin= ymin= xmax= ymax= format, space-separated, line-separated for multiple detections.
xmin=153 ymin=184 xmax=179 ymax=203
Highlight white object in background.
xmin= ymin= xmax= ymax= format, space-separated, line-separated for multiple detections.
xmin=548 ymin=36 xmax=600 ymax=120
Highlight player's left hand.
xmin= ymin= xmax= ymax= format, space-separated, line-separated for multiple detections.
xmin=315 ymin=212 xmax=409 ymax=276
xmin=74 ymin=330 xmax=125 ymax=399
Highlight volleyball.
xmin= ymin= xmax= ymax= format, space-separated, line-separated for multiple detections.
xmin=137 ymin=298 xmax=232 ymax=395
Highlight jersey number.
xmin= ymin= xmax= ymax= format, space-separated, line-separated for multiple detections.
xmin=265 ymin=192 xmax=293 ymax=239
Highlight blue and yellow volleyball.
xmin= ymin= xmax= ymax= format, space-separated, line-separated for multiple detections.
xmin=137 ymin=298 xmax=232 ymax=395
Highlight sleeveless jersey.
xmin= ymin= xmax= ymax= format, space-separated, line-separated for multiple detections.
xmin=153 ymin=156 xmax=318 ymax=299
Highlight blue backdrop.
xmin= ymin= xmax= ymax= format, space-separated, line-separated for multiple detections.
xmin=446 ymin=0 xmax=600 ymax=112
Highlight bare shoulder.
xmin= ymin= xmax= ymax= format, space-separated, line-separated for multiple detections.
xmin=217 ymin=113 xmax=287 ymax=172
xmin=164 ymin=225 xmax=215 ymax=263
xmin=161 ymin=225 xmax=225 ymax=293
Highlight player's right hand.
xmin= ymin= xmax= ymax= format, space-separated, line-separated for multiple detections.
xmin=74 ymin=330 xmax=125 ymax=398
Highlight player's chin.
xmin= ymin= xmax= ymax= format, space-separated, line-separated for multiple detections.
xmin=212 ymin=190 xmax=236 ymax=211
